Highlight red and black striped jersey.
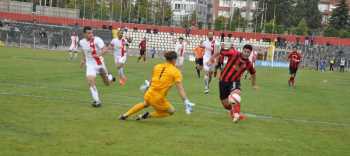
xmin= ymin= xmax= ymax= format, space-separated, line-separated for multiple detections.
xmin=220 ymin=49 xmax=256 ymax=82
xmin=288 ymin=51 xmax=302 ymax=69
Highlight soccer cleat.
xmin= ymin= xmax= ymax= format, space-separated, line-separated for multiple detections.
xmin=204 ymin=86 xmax=209 ymax=94
xmin=136 ymin=112 xmax=150 ymax=121
xmin=119 ymin=77 xmax=127 ymax=86
xmin=119 ymin=114 xmax=128 ymax=120
xmin=232 ymin=113 xmax=240 ymax=123
xmin=92 ymin=101 xmax=102 ymax=108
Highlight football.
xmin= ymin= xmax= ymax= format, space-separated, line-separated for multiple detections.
xmin=228 ymin=92 xmax=241 ymax=104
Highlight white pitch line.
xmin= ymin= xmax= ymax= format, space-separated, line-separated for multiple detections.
xmin=0 ymin=89 xmax=349 ymax=127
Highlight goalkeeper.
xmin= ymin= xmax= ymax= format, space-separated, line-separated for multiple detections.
xmin=119 ymin=51 xmax=195 ymax=120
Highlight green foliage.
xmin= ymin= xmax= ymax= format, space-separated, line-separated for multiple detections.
xmin=329 ymin=0 xmax=350 ymax=30
xmin=292 ymin=18 xmax=309 ymax=35
xmin=323 ymin=26 xmax=339 ymax=37
xmin=214 ymin=16 xmax=226 ymax=31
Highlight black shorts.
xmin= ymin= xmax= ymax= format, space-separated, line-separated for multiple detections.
xmin=216 ymin=62 xmax=223 ymax=70
xmin=140 ymin=49 xmax=146 ymax=56
xmin=219 ymin=81 xmax=241 ymax=100
xmin=195 ymin=58 xmax=203 ymax=66
xmin=289 ymin=66 xmax=298 ymax=75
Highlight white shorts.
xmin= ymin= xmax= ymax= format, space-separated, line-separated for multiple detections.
xmin=86 ymin=63 xmax=108 ymax=77
xmin=176 ymin=56 xmax=185 ymax=66
xmin=114 ymin=55 xmax=127 ymax=64
xmin=69 ymin=45 xmax=78 ymax=52
xmin=203 ymin=57 xmax=215 ymax=72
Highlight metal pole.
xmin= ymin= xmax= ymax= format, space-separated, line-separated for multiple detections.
xmin=33 ymin=32 xmax=36 ymax=49
xmin=120 ymin=0 xmax=122 ymax=22
xmin=5 ymin=33 xmax=8 ymax=47
xmin=47 ymin=33 xmax=49 ymax=50
xmin=19 ymin=33 xmax=22 ymax=48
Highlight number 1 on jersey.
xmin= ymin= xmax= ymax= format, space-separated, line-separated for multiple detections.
xmin=159 ymin=67 xmax=166 ymax=79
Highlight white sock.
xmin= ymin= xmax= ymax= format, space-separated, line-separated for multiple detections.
xmin=204 ymin=75 xmax=209 ymax=89
xmin=118 ymin=68 xmax=125 ymax=78
xmin=89 ymin=86 xmax=100 ymax=102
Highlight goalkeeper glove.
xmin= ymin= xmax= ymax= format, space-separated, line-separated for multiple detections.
xmin=184 ymin=99 xmax=195 ymax=115
xmin=139 ymin=80 xmax=150 ymax=92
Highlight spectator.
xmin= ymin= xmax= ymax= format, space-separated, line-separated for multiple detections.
xmin=329 ymin=58 xmax=335 ymax=71
xmin=151 ymin=47 xmax=157 ymax=58
xmin=340 ymin=58 xmax=346 ymax=72
xmin=185 ymin=28 xmax=191 ymax=37
xmin=320 ymin=59 xmax=326 ymax=72
xmin=220 ymin=32 xmax=225 ymax=42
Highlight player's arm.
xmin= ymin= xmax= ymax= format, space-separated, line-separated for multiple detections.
xmin=251 ymin=73 xmax=257 ymax=88
xmin=175 ymin=82 xmax=189 ymax=101
xmin=249 ymin=66 xmax=258 ymax=89
xmin=80 ymin=51 xmax=85 ymax=68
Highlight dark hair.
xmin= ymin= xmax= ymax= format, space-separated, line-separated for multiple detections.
xmin=164 ymin=51 xmax=177 ymax=61
xmin=243 ymin=44 xmax=253 ymax=51
xmin=83 ymin=26 xmax=92 ymax=33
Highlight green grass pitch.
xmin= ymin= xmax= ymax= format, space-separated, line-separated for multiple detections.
xmin=0 ymin=47 xmax=349 ymax=156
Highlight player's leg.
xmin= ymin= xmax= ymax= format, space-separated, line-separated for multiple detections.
xmin=68 ymin=45 xmax=74 ymax=60
xmin=137 ymin=98 xmax=175 ymax=120
xmin=115 ymin=57 xmax=127 ymax=85
xmin=195 ymin=59 xmax=201 ymax=78
xmin=142 ymin=50 xmax=146 ymax=62
xmin=176 ymin=57 xmax=184 ymax=71
xmin=219 ymin=81 xmax=243 ymax=122
xmin=137 ymin=50 xmax=142 ymax=62
xmin=98 ymin=66 xmax=115 ymax=86
xmin=86 ymin=68 xmax=101 ymax=107
xmin=119 ymin=102 xmax=149 ymax=120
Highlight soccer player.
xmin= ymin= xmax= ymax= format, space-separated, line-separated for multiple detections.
xmin=69 ymin=32 xmax=79 ymax=60
xmin=137 ymin=37 xmax=147 ymax=62
xmin=202 ymin=32 xmax=217 ymax=94
xmin=174 ymin=37 xmax=187 ymax=70
xmin=287 ymin=47 xmax=302 ymax=87
xmin=110 ymin=32 xmax=129 ymax=86
xmin=192 ymin=41 xmax=204 ymax=78
xmin=209 ymin=44 xmax=258 ymax=123
xmin=79 ymin=26 xmax=115 ymax=107
xmin=119 ymin=51 xmax=195 ymax=120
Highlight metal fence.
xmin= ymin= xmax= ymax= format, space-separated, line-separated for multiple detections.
xmin=0 ymin=22 xmax=349 ymax=71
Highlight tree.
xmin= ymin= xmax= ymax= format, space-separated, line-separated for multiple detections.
xmin=292 ymin=18 xmax=309 ymax=35
xmin=292 ymin=0 xmax=322 ymax=29
xmin=214 ymin=16 xmax=226 ymax=31
xmin=255 ymin=0 xmax=295 ymax=29
xmin=323 ymin=26 xmax=339 ymax=37
xmin=181 ymin=16 xmax=191 ymax=28
xmin=304 ymin=0 xmax=322 ymax=29
xmin=190 ymin=11 xmax=197 ymax=26
xmin=329 ymin=0 xmax=350 ymax=29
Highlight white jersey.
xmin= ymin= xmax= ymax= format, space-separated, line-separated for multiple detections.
xmin=110 ymin=38 xmax=129 ymax=57
xmin=340 ymin=59 xmax=346 ymax=66
xmin=175 ymin=42 xmax=186 ymax=57
xmin=202 ymin=39 xmax=217 ymax=59
xmin=79 ymin=36 xmax=105 ymax=66
xmin=69 ymin=35 xmax=79 ymax=51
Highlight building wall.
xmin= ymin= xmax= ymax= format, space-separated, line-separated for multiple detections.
xmin=171 ymin=0 xmax=209 ymax=26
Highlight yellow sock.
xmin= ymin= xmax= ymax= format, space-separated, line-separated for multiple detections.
xmin=150 ymin=111 xmax=170 ymax=118
xmin=124 ymin=103 xmax=145 ymax=117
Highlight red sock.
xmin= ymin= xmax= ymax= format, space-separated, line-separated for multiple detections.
xmin=233 ymin=103 xmax=241 ymax=113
